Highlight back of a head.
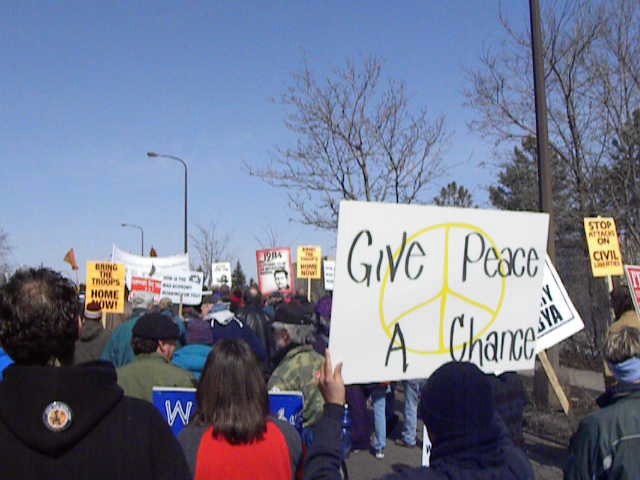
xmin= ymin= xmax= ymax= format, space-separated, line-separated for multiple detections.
xmin=0 ymin=268 xmax=78 ymax=365
xmin=243 ymin=287 xmax=262 ymax=306
xmin=605 ymin=326 xmax=640 ymax=366
xmin=611 ymin=284 xmax=634 ymax=320
xmin=196 ymin=338 xmax=268 ymax=444
xmin=421 ymin=362 xmax=498 ymax=447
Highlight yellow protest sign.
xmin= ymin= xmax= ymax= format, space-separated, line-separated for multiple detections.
xmin=296 ymin=245 xmax=322 ymax=279
xmin=85 ymin=262 xmax=126 ymax=313
xmin=583 ymin=217 xmax=624 ymax=277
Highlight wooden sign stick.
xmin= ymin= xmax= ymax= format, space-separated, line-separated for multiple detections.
xmin=538 ymin=350 xmax=570 ymax=415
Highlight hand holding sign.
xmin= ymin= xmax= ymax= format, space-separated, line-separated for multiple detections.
xmin=317 ymin=349 xmax=345 ymax=405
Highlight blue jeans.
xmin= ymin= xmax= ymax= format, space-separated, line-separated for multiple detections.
xmin=401 ymin=379 xmax=426 ymax=445
xmin=371 ymin=386 xmax=387 ymax=451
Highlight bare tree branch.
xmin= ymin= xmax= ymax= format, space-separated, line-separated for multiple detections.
xmin=248 ymin=56 xmax=448 ymax=230
xmin=189 ymin=223 xmax=230 ymax=287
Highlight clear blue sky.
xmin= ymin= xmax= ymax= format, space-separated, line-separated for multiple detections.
xmin=0 ymin=1 xmax=531 ymax=281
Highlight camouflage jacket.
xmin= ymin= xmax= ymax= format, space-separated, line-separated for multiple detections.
xmin=268 ymin=345 xmax=324 ymax=427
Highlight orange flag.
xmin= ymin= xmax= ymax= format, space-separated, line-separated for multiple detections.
xmin=149 ymin=247 xmax=158 ymax=257
xmin=63 ymin=248 xmax=79 ymax=270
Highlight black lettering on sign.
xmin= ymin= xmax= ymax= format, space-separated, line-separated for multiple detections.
xmin=449 ymin=313 xmax=535 ymax=364
xmin=385 ymin=323 xmax=408 ymax=372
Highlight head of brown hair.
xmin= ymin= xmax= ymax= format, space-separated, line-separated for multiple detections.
xmin=195 ymin=338 xmax=268 ymax=444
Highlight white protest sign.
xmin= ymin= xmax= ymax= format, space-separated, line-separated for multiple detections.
xmin=329 ymin=201 xmax=549 ymax=384
xmin=211 ymin=262 xmax=232 ymax=288
xmin=323 ymin=260 xmax=335 ymax=291
xmin=160 ymin=271 xmax=204 ymax=305
xmin=112 ymin=245 xmax=190 ymax=288
xmin=536 ymin=255 xmax=584 ymax=352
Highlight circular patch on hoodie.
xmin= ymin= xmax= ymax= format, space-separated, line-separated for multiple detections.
xmin=42 ymin=401 xmax=72 ymax=432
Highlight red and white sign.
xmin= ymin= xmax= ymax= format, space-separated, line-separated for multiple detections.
xmin=256 ymin=247 xmax=294 ymax=296
xmin=624 ymin=265 xmax=640 ymax=314
xmin=131 ymin=276 xmax=162 ymax=300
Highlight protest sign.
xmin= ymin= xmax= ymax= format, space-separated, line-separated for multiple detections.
xmin=130 ymin=276 xmax=162 ymax=301
xmin=160 ymin=271 xmax=204 ymax=305
xmin=583 ymin=217 xmax=624 ymax=277
xmin=296 ymin=246 xmax=322 ymax=279
xmin=256 ymin=248 xmax=294 ymax=295
xmin=329 ymin=201 xmax=549 ymax=383
xmin=85 ymin=262 xmax=125 ymax=313
xmin=211 ymin=262 xmax=232 ymax=288
xmin=324 ymin=260 xmax=335 ymax=291
xmin=268 ymin=391 xmax=304 ymax=433
xmin=112 ymin=245 xmax=190 ymax=288
xmin=536 ymin=255 xmax=584 ymax=352
xmin=624 ymin=265 xmax=640 ymax=314
xmin=152 ymin=387 xmax=304 ymax=437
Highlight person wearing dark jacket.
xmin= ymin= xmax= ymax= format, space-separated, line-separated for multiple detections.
xmin=305 ymin=356 xmax=534 ymax=480
xmin=73 ymin=301 xmax=111 ymax=365
xmin=206 ymin=302 xmax=267 ymax=363
xmin=565 ymin=326 xmax=640 ymax=479
xmin=237 ymin=287 xmax=273 ymax=364
xmin=0 ymin=267 xmax=190 ymax=480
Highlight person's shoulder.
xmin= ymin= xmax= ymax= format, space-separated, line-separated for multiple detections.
xmin=382 ymin=467 xmax=446 ymax=480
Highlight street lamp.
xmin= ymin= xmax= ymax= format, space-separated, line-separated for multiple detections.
xmin=121 ymin=223 xmax=144 ymax=255
xmin=147 ymin=152 xmax=188 ymax=253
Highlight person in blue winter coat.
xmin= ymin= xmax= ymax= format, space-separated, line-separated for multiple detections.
xmin=305 ymin=355 xmax=534 ymax=480
xmin=206 ymin=302 xmax=267 ymax=363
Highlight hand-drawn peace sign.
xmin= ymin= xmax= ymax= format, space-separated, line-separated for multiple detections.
xmin=379 ymin=223 xmax=506 ymax=355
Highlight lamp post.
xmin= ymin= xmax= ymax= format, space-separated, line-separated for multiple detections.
xmin=121 ymin=223 xmax=144 ymax=255
xmin=146 ymin=152 xmax=188 ymax=253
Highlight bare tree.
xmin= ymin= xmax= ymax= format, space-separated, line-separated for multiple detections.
xmin=253 ymin=225 xmax=282 ymax=249
xmin=466 ymin=0 xmax=640 ymax=406
xmin=189 ymin=223 xmax=230 ymax=287
xmin=248 ymin=56 xmax=448 ymax=230
xmin=0 ymin=228 xmax=10 ymax=278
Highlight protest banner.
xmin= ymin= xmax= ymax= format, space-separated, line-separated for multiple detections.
xmin=583 ymin=217 xmax=624 ymax=277
xmin=160 ymin=271 xmax=204 ymax=306
xmin=85 ymin=261 xmax=126 ymax=313
xmin=329 ymin=201 xmax=549 ymax=384
xmin=296 ymin=246 xmax=322 ymax=279
xmin=536 ymin=255 xmax=584 ymax=352
xmin=112 ymin=245 xmax=190 ymax=288
xmin=323 ymin=260 xmax=335 ymax=291
xmin=152 ymin=387 xmax=304 ymax=437
xmin=130 ymin=276 xmax=162 ymax=301
xmin=211 ymin=262 xmax=232 ymax=288
xmin=624 ymin=265 xmax=640 ymax=314
xmin=256 ymin=247 xmax=294 ymax=295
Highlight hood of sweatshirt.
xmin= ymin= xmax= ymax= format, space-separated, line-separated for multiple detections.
xmin=0 ymin=361 xmax=123 ymax=456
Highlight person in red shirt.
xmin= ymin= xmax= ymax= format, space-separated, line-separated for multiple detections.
xmin=178 ymin=338 xmax=302 ymax=479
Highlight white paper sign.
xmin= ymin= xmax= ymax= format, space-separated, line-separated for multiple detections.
xmin=160 ymin=271 xmax=204 ymax=305
xmin=329 ymin=201 xmax=549 ymax=384
xmin=536 ymin=255 xmax=584 ymax=352
xmin=112 ymin=245 xmax=190 ymax=288
xmin=211 ymin=262 xmax=232 ymax=288
xmin=323 ymin=260 xmax=335 ymax=291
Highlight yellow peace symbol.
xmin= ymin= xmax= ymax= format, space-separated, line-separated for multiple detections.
xmin=379 ymin=223 xmax=507 ymax=355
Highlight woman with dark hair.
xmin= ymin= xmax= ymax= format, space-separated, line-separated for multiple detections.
xmin=178 ymin=338 xmax=302 ymax=479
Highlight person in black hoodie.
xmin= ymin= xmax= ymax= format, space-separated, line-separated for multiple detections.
xmin=0 ymin=267 xmax=190 ymax=480
xmin=306 ymin=355 xmax=534 ymax=480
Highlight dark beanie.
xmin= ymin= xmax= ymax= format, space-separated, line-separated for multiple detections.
xmin=133 ymin=313 xmax=180 ymax=340
xmin=421 ymin=362 xmax=497 ymax=441
xmin=185 ymin=318 xmax=213 ymax=345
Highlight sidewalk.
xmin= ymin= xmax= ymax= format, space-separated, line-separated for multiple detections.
xmin=521 ymin=366 xmax=604 ymax=393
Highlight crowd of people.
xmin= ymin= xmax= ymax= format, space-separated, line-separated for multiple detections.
xmin=0 ymin=266 xmax=638 ymax=479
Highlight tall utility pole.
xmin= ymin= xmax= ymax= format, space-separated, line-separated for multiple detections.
xmin=529 ymin=0 xmax=561 ymax=409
